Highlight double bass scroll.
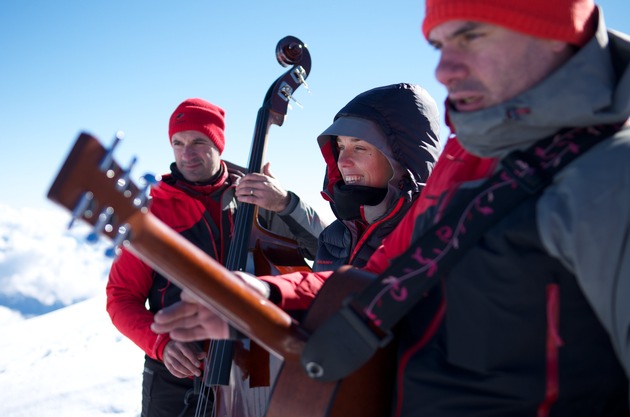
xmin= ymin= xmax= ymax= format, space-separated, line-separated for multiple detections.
xmin=225 ymin=35 xmax=312 ymax=271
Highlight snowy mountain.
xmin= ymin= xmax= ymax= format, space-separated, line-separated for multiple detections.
xmin=0 ymin=203 xmax=144 ymax=416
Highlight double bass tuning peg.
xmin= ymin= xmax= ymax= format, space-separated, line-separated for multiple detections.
xmin=277 ymin=65 xmax=310 ymax=109
xmin=278 ymin=82 xmax=304 ymax=109
xmin=292 ymin=66 xmax=309 ymax=92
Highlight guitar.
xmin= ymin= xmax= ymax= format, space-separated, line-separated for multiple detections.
xmin=47 ymin=133 xmax=395 ymax=417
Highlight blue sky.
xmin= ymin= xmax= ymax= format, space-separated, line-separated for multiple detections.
xmin=1 ymin=0 xmax=628 ymax=223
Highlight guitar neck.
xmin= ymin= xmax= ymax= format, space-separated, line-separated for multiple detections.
xmin=125 ymin=208 xmax=307 ymax=361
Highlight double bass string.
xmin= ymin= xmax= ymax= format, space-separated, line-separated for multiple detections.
xmin=195 ymin=339 xmax=230 ymax=417
xmin=196 ymin=36 xmax=312 ymax=417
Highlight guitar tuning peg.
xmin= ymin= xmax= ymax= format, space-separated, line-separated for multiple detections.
xmin=86 ymin=206 xmax=115 ymax=243
xmin=133 ymin=173 xmax=160 ymax=209
xmin=105 ymin=224 xmax=130 ymax=258
xmin=99 ymin=130 xmax=125 ymax=172
xmin=116 ymin=156 xmax=138 ymax=194
xmin=142 ymin=173 xmax=160 ymax=184
xmin=68 ymin=191 xmax=95 ymax=229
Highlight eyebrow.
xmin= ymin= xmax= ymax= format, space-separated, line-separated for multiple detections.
xmin=453 ymin=22 xmax=484 ymax=38
xmin=429 ymin=21 xmax=485 ymax=44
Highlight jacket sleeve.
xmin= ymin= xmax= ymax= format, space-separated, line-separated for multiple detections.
xmin=259 ymin=191 xmax=328 ymax=260
xmin=106 ymin=247 xmax=171 ymax=361
xmin=260 ymin=270 xmax=333 ymax=311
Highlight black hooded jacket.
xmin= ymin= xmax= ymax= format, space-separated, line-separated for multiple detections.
xmin=313 ymin=83 xmax=441 ymax=271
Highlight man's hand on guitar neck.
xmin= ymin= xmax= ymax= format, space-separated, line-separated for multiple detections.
xmin=151 ymin=272 xmax=271 ymax=344
xmin=152 ymin=289 xmax=231 ymax=342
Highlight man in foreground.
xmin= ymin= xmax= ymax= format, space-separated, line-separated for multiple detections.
xmin=154 ymin=1 xmax=630 ymax=415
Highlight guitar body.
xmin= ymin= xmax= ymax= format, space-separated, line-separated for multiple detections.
xmin=214 ymin=263 xmax=394 ymax=417
xmin=266 ymin=266 xmax=396 ymax=417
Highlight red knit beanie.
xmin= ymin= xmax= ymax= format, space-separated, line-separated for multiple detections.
xmin=168 ymin=98 xmax=226 ymax=154
xmin=422 ymin=0 xmax=597 ymax=46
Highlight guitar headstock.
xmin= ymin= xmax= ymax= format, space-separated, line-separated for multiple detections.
xmin=47 ymin=132 xmax=157 ymax=255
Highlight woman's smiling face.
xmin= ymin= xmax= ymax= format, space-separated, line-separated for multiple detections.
xmin=336 ymin=135 xmax=393 ymax=188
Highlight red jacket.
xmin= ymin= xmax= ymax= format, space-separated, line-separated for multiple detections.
xmin=107 ymin=163 xmax=234 ymax=360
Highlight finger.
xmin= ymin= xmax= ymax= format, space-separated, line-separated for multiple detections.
xmin=166 ymin=342 xmax=203 ymax=377
xmin=262 ymin=161 xmax=275 ymax=178
xmin=152 ymin=314 xmax=201 ymax=334
xmin=235 ymin=183 xmax=258 ymax=200
xmin=154 ymin=301 xmax=198 ymax=323
xmin=168 ymin=313 xmax=231 ymax=341
xmin=152 ymin=305 xmax=203 ymax=333
xmin=163 ymin=344 xmax=194 ymax=378
xmin=165 ymin=354 xmax=200 ymax=378
xmin=237 ymin=173 xmax=266 ymax=187
xmin=169 ymin=325 xmax=217 ymax=343
xmin=178 ymin=342 xmax=204 ymax=365
xmin=164 ymin=363 xmax=189 ymax=378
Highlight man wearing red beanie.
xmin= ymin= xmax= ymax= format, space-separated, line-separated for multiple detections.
xmin=373 ymin=0 xmax=629 ymax=415
xmin=106 ymin=97 xmax=327 ymax=417
xmin=151 ymin=1 xmax=630 ymax=416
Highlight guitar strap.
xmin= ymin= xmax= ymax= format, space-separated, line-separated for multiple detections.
xmin=301 ymin=123 xmax=624 ymax=382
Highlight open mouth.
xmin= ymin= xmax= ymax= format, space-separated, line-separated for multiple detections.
xmin=344 ymin=175 xmax=363 ymax=184
xmin=450 ymin=94 xmax=484 ymax=112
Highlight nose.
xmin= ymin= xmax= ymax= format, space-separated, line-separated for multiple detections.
xmin=181 ymin=143 xmax=196 ymax=160
xmin=337 ymin=150 xmax=353 ymax=168
xmin=434 ymin=48 xmax=467 ymax=88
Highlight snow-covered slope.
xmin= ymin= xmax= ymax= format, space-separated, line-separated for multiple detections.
xmin=0 ymin=203 xmax=144 ymax=416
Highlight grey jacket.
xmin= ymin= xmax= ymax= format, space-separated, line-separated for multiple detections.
xmin=449 ymin=7 xmax=630 ymax=377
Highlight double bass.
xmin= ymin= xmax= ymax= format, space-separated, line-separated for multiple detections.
xmin=201 ymin=35 xmax=313 ymax=417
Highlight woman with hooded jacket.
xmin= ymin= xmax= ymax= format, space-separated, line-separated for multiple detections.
xmin=249 ymin=83 xmax=442 ymax=312
xmin=311 ymin=83 xmax=441 ymax=272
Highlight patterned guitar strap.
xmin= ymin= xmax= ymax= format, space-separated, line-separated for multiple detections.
xmin=301 ymin=123 xmax=624 ymax=382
